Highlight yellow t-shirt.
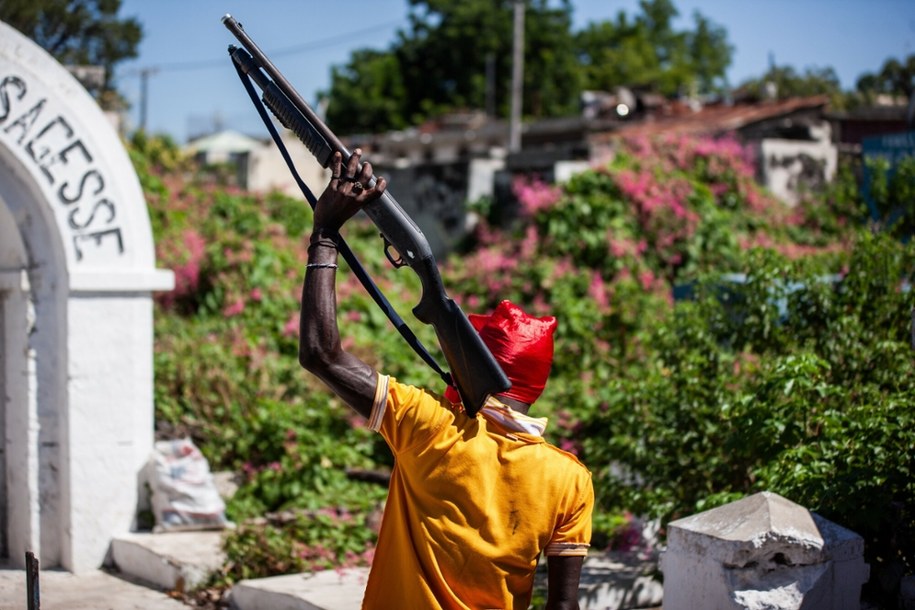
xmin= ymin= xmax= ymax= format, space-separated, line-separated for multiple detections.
xmin=361 ymin=375 xmax=593 ymax=610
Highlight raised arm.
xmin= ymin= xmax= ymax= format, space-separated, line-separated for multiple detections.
xmin=298 ymin=150 xmax=387 ymax=419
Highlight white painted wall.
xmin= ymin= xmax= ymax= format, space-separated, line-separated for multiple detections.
xmin=0 ymin=20 xmax=173 ymax=572
xmin=246 ymin=132 xmax=328 ymax=200
xmin=760 ymin=132 xmax=838 ymax=206
xmin=0 ymin=202 xmax=32 ymax=562
xmin=467 ymin=158 xmax=505 ymax=203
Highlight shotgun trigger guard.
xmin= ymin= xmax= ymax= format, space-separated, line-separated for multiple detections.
xmin=382 ymin=235 xmax=406 ymax=268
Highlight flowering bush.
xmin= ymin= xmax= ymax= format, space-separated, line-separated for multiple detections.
xmin=219 ymin=508 xmax=378 ymax=583
xmin=447 ymin=135 xmax=912 ymax=601
xmin=136 ymin=134 xmax=445 ymax=593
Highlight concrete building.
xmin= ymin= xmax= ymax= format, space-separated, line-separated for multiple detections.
xmin=196 ymin=96 xmax=841 ymax=254
xmin=186 ymin=129 xmax=329 ymax=201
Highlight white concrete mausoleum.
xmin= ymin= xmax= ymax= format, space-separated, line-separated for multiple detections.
xmin=0 ymin=20 xmax=173 ymax=572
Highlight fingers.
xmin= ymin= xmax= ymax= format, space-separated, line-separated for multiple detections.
xmin=331 ymin=149 xmax=385 ymax=200
xmin=332 ymin=149 xmax=363 ymax=196
xmin=328 ymin=152 xmax=344 ymax=198
xmin=356 ymin=160 xmax=373 ymax=186
xmin=370 ymin=175 xmax=387 ymax=197
xmin=344 ymin=148 xmax=361 ymax=180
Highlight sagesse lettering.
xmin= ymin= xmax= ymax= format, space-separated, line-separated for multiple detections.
xmin=0 ymin=72 xmax=125 ymax=261
xmin=59 ymin=169 xmax=104 ymax=205
xmin=0 ymin=75 xmax=27 ymax=122
xmin=27 ymin=114 xmax=75 ymax=183
xmin=68 ymin=198 xmax=116 ymax=230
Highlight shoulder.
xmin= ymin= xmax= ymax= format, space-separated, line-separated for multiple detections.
xmin=383 ymin=376 xmax=458 ymax=418
xmin=541 ymin=441 xmax=592 ymax=476
xmin=370 ymin=376 xmax=460 ymax=451
xmin=539 ymin=442 xmax=594 ymax=499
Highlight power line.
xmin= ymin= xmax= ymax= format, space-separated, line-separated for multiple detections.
xmin=119 ymin=18 xmax=404 ymax=134
xmin=124 ymin=18 xmax=404 ymax=75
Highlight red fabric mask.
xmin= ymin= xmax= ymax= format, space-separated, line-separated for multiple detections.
xmin=445 ymin=300 xmax=557 ymax=406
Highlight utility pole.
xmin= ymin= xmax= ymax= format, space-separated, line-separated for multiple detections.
xmin=509 ymin=0 xmax=525 ymax=153
xmin=486 ymin=53 xmax=496 ymax=119
xmin=138 ymin=67 xmax=159 ymax=132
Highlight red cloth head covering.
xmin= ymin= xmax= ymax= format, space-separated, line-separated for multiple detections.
xmin=445 ymin=300 xmax=557 ymax=406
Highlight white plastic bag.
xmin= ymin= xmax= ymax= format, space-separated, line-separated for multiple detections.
xmin=148 ymin=438 xmax=228 ymax=532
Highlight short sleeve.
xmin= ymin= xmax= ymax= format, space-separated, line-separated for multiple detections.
xmin=367 ymin=375 xmax=453 ymax=455
xmin=544 ymin=471 xmax=594 ymax=557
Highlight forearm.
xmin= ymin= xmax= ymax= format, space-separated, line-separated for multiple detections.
xmin=546 ymin=555 xmax=583 ymax=610
xmin=545 ymin=600 xmax=579 ymax=610
xmin=299 ymin=229 xmax=342 ymax=365
xmin=298 ymin=228 xmax=375 ymax=417
xmin=297 ymin=150 xmax=384 ymax=417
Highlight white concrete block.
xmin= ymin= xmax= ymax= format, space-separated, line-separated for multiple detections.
xmin=110 ymin=531 xmax=226 ymax=592
xmin=230 ymin=569 xmax=371 ymax=610
xmin=660 ymin=492 xmax=869 ymax=610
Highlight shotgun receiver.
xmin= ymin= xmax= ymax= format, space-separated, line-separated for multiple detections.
xmin=222 ymin=15 xmax=510 ymax=416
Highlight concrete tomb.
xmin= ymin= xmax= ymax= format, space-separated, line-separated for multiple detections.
xmin=0 ymin=20 xmax=173 ymax=572
xmin=660 ymin=491 xmax=869 ymax=610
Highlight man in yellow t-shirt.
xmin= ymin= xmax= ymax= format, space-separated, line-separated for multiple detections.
xmin=298 ymin=150 xmax=594 ymax=610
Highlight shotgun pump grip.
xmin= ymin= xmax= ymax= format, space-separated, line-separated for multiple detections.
xmin=262 ymin=87 xmax=334 ymax=167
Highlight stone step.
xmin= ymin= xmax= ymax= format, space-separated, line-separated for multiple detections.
xmin=108 ymin=531 xmax=226 ymax=593
xmin=106 ymin=531 xmax=662 ymax=610
xmin=576 ymin=552 xmax=663 ymax=610
xmin=228 ymin=552 xmax=661 ymax=610
xmin=0 ymin=561 xmax=189 ymax=610
xmin=229 ymin=568 xmax=370 ymax=610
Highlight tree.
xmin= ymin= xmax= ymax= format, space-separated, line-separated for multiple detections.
xmin=573 ymin=0 xmax=732 ymax=97
xmin=737 ymin=65 xmax=843 ymax=103
xmin=325 ymin=49 xmax=409 ymax=134
xmin=0 ymin=0 xmax=142 ymax=109
xmin=326 ymin=0 xmax=581 ymax=134
xmin=687 ymin=12 xmax=732 ymax=94
xmin=856 ymin=54 xmax=915 ymax=101
xmin=325 ymin=0 xmax=733 ymax=134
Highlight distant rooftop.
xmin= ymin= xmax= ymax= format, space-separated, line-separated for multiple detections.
xmin=185 ymin=130 xmax=265 ymax=155
xmin=602 ymin=95 xmax=831 ymax=139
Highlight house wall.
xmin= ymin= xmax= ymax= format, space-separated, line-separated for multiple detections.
xmin=247 ymin=135 xmax=328 ymax=200
xmin=759 ymin=137 xmax=838 ymax=205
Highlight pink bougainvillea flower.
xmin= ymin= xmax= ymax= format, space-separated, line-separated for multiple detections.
xmin=223 ymin=298 xmax=246 ymax=318
xmin=283 ymin=312 xmax=300 ymax=337
xmin=513 ymin=175 xmax=563 ymax=216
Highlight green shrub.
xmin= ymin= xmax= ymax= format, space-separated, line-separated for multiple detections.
xmin=580 ymin=232 xmax=914 ymax=597
xmin=866 ymin=155 xmax=915 ymax=237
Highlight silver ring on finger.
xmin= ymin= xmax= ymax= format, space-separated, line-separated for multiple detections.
xmin=352 ymin=182 xmax=364 ymax=192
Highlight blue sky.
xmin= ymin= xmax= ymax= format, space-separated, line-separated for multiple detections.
xmin=116 ymin=0 xmax=915 ymax=143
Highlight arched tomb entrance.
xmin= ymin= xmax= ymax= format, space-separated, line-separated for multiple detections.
xmin=0 ymin=20 xmax=173 ymax=572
